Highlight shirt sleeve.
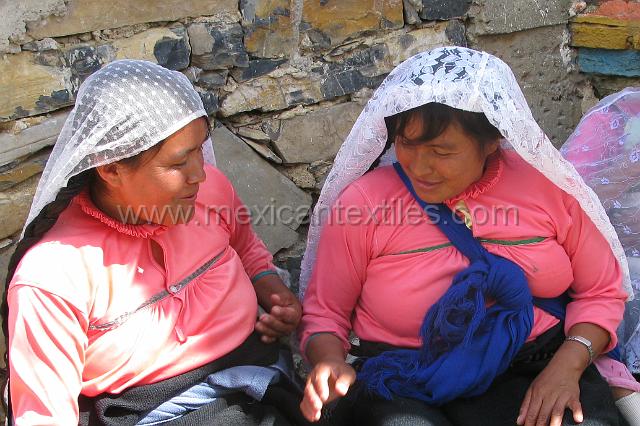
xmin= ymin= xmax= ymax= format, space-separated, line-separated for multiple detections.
xmin=558 ymin=193 xmax=627 ymax=353
xmin=8 ymin=284 xmax=88 ymax=426
xmin=224 ymin=179 xmax=277 ymax=281
xmin=299 ymin=184 xmax=376 ymax=356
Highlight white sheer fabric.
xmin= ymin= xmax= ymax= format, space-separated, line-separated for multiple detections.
xmin=23 ymin=60 xmax=214 ymax=235
xmin=561 ymin=88 xmax=640 ymax=371
xmin=299 ymin=46 xmax=632 ymax=306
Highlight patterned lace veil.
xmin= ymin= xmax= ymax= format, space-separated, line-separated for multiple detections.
xmin=23 ymin=59 xmax=214 ymax=236
xmin=299 ymin=46 xmax=632 ymax=305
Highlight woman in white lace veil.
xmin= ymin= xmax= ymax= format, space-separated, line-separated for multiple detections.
xmin=2 ymin=60 xmax=303 ymax=425
xmin=299 ymin=47 xmax=630 ymax=299
xmin=297 ymin=46 xmax=638 ymax=426
xmin=25 ymin=61 xmax=217 ymax=230
xmin=561 ymin=88 xmax=640 ymax=373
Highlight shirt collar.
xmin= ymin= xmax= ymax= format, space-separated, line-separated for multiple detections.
xmin=73 ymin=190 xmax=168 ymax=238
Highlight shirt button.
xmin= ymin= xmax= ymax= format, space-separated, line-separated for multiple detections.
xmin=169 ymin=285 xmax=178 ymax=293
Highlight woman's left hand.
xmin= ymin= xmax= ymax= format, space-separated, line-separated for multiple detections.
xmin=518 ymin=323 xmax=610 ymax=426
xmin=517 ymin=364 xmax=582 ymax=426
xmin=517 ymin=343 xmax=589 ymax=426
xmin=255 ymin=292 xmax=302 ymax=343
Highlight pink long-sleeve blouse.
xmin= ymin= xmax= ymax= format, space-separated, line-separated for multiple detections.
xmin=300 ymin=150 xmax=627 ymax=356
xmin=8 ymin=164 xmax=276 ymax=425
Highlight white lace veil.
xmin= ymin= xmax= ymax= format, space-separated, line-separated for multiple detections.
xmin=299 ymin=46 xmax=632 ymax=302
xmin=561 ymin=88 xmax=640 ymax=370
xmin=23 ymin=59 xmax=214 ymax=235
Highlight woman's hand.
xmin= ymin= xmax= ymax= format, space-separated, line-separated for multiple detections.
xmin=517 ymin=354 xmax=583 ymax=426
xmin=255 ymin=291 xmax=302 ymax=343
xmin=518 ymin=323 xmax=609 ymax=426
xmin=300 ymin=359 xmax=356 ymax=422
xmin=252 ymin=272 xmax=301 ymax=343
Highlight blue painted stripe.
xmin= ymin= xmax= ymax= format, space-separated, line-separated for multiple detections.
xmin=578 ymin=48 xmax=640 ymax=77
xmin=251 ymin=270 xmax=279 ymax=283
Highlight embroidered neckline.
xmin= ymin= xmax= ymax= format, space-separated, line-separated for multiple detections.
xmin=74 ymin=190 xmax=167 ymax=238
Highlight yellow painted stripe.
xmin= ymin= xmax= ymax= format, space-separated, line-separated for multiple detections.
xmin=570 ymin=15 xmax=640 ymax=50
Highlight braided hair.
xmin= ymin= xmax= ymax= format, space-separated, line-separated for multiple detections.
xmin=0 ymin=170 xmax=93 ymax=419
xmin=0 ymin=136 xmax=166 ymax=420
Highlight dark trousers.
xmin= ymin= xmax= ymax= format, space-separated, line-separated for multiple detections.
xmin=322 ymin=325 xmax=622 ymax=426
xmin=326 ymin=364 xmax=617 ymax=426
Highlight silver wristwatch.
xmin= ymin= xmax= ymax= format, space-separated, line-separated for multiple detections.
xmin=565 ymin=335 xmax=594 ymax=364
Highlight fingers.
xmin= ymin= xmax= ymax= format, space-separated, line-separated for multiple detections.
xmin=255 ymin=312 xmax=295 ymax=339
xmin=535 ymin=396 xmax=557 ymax=426
xmin=549 ymin=399 xmax=567 ymax=426
xmin=300 ymin=366 xmax=332 ymax=422
xmin=568 ymin=398 xmax=584 ymax=424
xmin=258 ymin=312 xmax=292 ymax=333
xmin=543 ymin=396 xmax=582 ymax=426
xmin=301 ymin=379 xmax=323 ymax=422
xmin=271 ymin=305 xmax=301 ymax=325
xmin=254 ymin=316 xmax=278 ymax=342
xmin=523 ymin=390 xmax=542 ymax=426
xmin=269 ymin=292 xmax=302 ymax=325
xmin=519 ymin=386 xmax=582 ymax=426
xmin=255 ymin=292 xmax=301 ymax=341
xmin=270 ymin=292 xmax=297 ymax=312
xmin=335 ymin=369 xmax=356 ymax=396
xmin=300 ymin=363 xmax=356 ymax=422
xmin=314 ymin=366 xmax=332 ymax=401
xmin=270 ymin=292 xmax=284 ymax=306
xmin=260 ymin=335 xmax=276 ymax=344
xmin=517 ymin=388 xmax=531 ymax=425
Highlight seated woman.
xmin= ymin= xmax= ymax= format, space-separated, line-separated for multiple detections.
xmin=298 ymin=47 xmax=635 ymax=426
xmin=561 ymin=87 xmax=640 ymax=419
xmin=2 ymin=60 xmax=303 ymax=425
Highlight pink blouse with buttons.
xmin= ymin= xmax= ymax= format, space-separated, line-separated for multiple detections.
xmin=300 ymin=149 xmax=627 ymax=356
xmin=8 ymin=164 xmax=276 ymax=425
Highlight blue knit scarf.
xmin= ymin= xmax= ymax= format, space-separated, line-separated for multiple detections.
xmin=357 ymin=162 xmax=536 ymax=404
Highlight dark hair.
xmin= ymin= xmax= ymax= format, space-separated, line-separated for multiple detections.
xmin=0 ymin=145 xmax=156 ymax=418
xmin=0 ymin=170 xmax=92 ymax=420
xmin=369 ymin=103 xmax=502 ymax=170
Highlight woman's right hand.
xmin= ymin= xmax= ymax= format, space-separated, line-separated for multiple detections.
xmin=300 ymin=359 xmax=356 ymax=422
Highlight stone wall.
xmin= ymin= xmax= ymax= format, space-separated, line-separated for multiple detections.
xmin=0 ymin=0 xmax=626 ymax=294
xmin=569 ymin=0 xmax=640 ymax=96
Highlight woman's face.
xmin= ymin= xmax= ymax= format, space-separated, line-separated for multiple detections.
xmin=114 ymin=117 xmax=209 ymax=225
xmin=394 ymin=115 xmax=499 ymax=203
